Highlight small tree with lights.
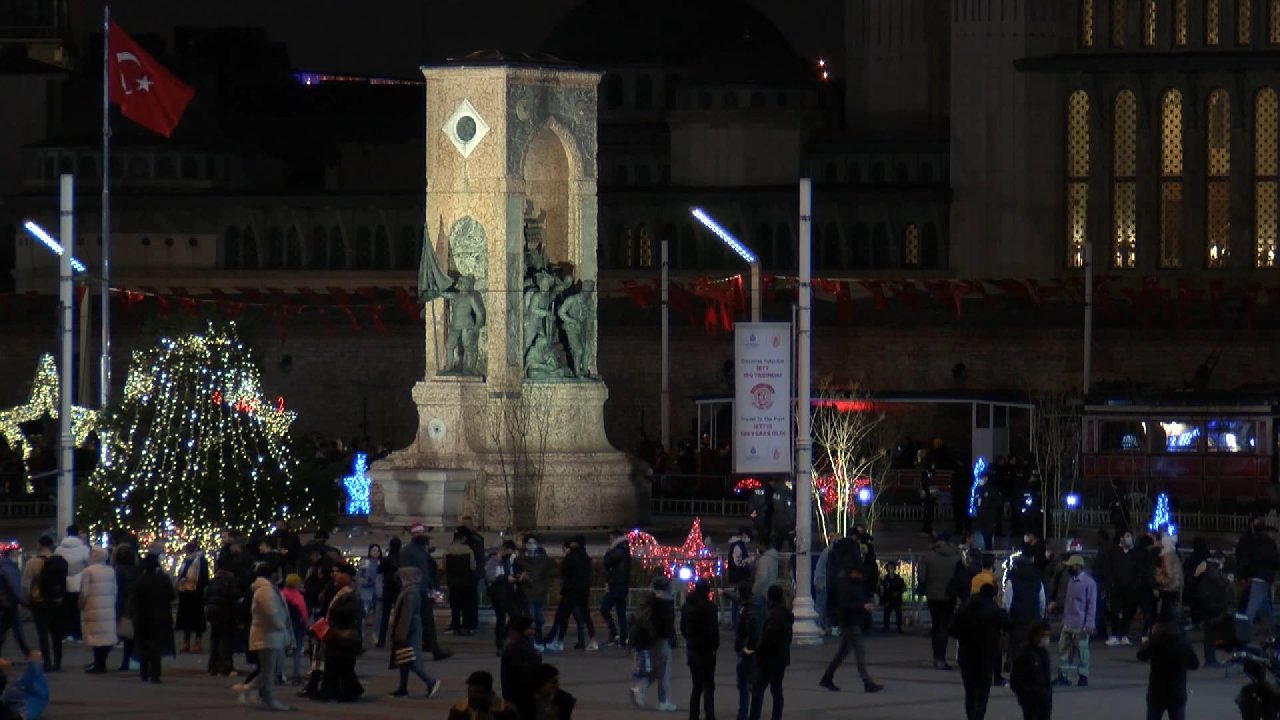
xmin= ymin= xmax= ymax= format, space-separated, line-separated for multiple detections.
xmin=810 ymin=384 xmax=895 ymax=543
xmin=84 ymin=321 xmax=315 ymax=547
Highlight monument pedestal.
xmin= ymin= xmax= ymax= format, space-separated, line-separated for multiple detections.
xmin=371 ymin=467 xmax=471 ymax=529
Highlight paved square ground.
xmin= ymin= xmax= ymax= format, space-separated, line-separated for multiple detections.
xmin=26 ymin=621 xmax=1243 ymax=719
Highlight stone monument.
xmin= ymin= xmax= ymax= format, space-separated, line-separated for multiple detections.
xmin=370 ymin=53 xmax=638 ymax=529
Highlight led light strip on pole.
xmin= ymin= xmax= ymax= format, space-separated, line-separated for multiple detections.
xmin=690 ymin=207 xmax=760 ymax=322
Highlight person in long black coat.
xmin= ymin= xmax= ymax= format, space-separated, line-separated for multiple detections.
xmin=680 ymin=578 xmax=720 ymax=720
xmin=1137 ymin=606 xmax=1200 ymax=720
xmin=951 ymin=583 xmax=1008 ymax=720
xmin=377 ymin=537 xmax=401 ymax=648
xmin=749 ymin=585 xmax=793 ymax=720
xmin=319 ymin=573 xmax=364 ymax=702
xmin=131 ymin=554 xmax=176 ymax=683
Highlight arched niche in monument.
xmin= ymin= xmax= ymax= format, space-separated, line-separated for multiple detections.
xmin=522 ymin=125 xmax=573 ymax=271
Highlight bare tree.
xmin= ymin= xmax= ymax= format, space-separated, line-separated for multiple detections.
xmin=809 ymin=384 xmax=892 ymax=543
xmin=485 ymin=387 xmax=554 ymax=531
xmin=1030 ymin=390 xmax=1083 ymax=542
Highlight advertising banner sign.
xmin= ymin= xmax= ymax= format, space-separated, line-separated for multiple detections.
xmin=733 ymin=322 xmax=792 ymax=474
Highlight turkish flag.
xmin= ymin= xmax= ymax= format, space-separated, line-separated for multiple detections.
xmin=107 ymin=21 xmax=194 ymax=138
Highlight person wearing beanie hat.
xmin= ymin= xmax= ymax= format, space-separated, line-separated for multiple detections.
xmin=448 ymin=670 xmax=518 ymax=720
xmin=533 ymin=663 xmax=576 ymax=720
xmin=278 ymin=572 xmax=308 ymax=684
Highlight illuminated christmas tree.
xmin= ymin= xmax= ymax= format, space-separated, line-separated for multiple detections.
xmin=85 ymin=322 xmax=313 ymax=545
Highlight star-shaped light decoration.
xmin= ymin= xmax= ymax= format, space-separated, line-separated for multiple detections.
xmin=0 ymin=354 xmax=99 ymax=460
xmin=342 ymin=452 xmax=371 ymax=516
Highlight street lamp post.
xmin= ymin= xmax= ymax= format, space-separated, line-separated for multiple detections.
xmin=690 ymin=207 xmax=760 ymax=323
xmin=792 ymin=178 xmax=821 ymax=644
xmin=23 ymin=175 xmax=82 ymax=535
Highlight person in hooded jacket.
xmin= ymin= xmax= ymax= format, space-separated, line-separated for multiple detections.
xmin=748 ymin=584 xmax=792 ymax=720
xmin=601 ymin=530 xmax=632 ymax=646
xmin=246 ymin=561 xmax=293 ymax=711
xmin=951 ymin=582 xmax=1007 ymax=720
xmin=681 ymin=578 xmax=720 ymax=720
xmin=819 ymin=566 xmax=884 ymax=694
xmin=79 ymin=547 xmax=117 ymax=673
xmin=1002 ymin=553 xmax=1045 ymax=669
xmin=112 ymin=544 xmax=139 ymax=672
xmin=318 ymin=571 xmax=363 ymax=702
xmin=1107 ymin=531 xmax=1140 ymax=646
xmin=131 ymin=554 xmax=175 ymax=683
xmin=1137 ymin=605 xmax=1200 ymax=720
xmin=387 ymin=566 xmax=441 ymax=699
xmin=55 ymin=525 xmax=90 ymax=642
xmin=919 ymin=533 xmax=961 ymax=670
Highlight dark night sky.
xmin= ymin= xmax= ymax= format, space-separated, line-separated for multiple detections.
xmin=69 ymin=0 xmax=842 ymax=76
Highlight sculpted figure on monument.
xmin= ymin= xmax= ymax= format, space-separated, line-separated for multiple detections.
xmin=525 ymin=334 xmax=571 ymax=380
xmin=523 ymin=271 xmax=560 ymax=368
xmin=556 ymin=280 xmax=595 ymax=378
xmin=441 ymin=274 xmax=486 ymax=375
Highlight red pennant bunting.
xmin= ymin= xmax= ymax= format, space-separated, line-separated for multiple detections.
xmin=621 ymin=280 xmax=659 ymax=310
xmin=356 ymin=287 xmax=387 ymax=334
xmin=891 ymin=281 xmax=922 ymax=312
xmin=835 ymin=282 xmax=853 ymax=322
xmin=169 ymin=288 xmax=198 ymax=316
xmin=140 ymin=286 xmax=168 ymax=315
xmin=393 ymin=287 xmax=422 ymax=322
xmin=857 ymin=280 xmax=886 ymax=311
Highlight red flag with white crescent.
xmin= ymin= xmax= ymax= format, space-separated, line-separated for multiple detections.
xmin=107 ymin=21 xmax=194 ymax=138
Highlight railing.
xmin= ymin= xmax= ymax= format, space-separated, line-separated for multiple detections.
xmin=651 ymin=497 xmax=748 ymax=517
xmin=0 ymin=501 xmax=54 ymax=519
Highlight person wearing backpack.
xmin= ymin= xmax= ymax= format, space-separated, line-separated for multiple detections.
xmin=21 ymin=535 xmax=64 ymax=672
xmin=54 ymin=525 xmax=90 ymax=642
xmin=630 ymin=575 xmax=677 ymax=712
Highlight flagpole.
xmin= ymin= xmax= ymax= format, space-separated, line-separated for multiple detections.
xmin=99 ymin=2 xmax=112 ymax=409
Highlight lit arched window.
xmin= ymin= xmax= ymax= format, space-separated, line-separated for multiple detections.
xmin=1270 ymin=0 xmax=1280 ymax=42
xmin=1256 ymin=88 xmax=1278 ymax=267
xmin=1239 ymin=0 xmax=1254 ymax=44
xmin=1113 ymin=90 xmax=1138 ymax=268
xmin=1142 ymin=0 xmax=1157 ymax=45
xmin=1066 ymin=90 xmax=1091 ymax=268
xmin=1160 ymin=89 xmax=1185 ymax=268
xmin=1207 ymin=0 xmax=1221 ymax=43
xmin=903 ymin=224 xmax=920 ymax=267
xmin=1081 ymin=0 xmax=1095 ymax=46
xmin=1112 ymin=0 xmax=1127 ymax=46
xmin=615 ymin=224 xmax=633 ymax=268
xmin=1207 ymin=88 xmax=1232 ymax=267
xmin=1174 ymin=0 xmax=1188 ymax=44
xmin=638 ymin=225 xmax=653 ymax=268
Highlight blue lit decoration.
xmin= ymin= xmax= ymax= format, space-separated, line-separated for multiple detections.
xmin=1064 ymin=493 xmax=1080 ymax=510
xmin=856 ymin=486 xmax=873 ymax=506
xmin=1165 ymin=425 xmax=1200 ymax=451
xmin=968 ymin=457 xmax=987 ymax=517
xmin=690 ymin=208 xmax=758 ymax=263
xmin=342 ymin=452 xmax=371 ymax=516
xmin=1147 ymin=492 xmax=1175 ymax=535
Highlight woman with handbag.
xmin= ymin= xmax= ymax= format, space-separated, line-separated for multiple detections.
xmin=388 ymin=566 xmax=441 ymax=698
xmin=175 ymin=541 xmax=208 ymax=653
xmin=318 ymin=571 xmax=364 ymax=702
xmin=112 ymin=545 xmax=139 ymax=672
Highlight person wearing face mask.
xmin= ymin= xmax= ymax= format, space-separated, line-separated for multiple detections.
xmin=1010 ymin=622 xmax=1053 ymax=720
xmin=1052 ymin=556 xmax=1096 ymax=688
xmin=1235 ymin=515 xmax=1279 ymax=627
xmin=1106 ymin=531 xmax=1139 ymax=646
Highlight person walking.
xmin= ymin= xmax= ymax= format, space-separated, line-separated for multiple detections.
xmin=1193 ymin=552 xmax=1230 ymax=667
xmin=951 ymin=583 xmax=1007 ymax=720
xmin=1003 ymin=552 xmax=1046 ymax=671
xmin=400 ymin=523 xmax=448 ymax=660
xmin=920 ymin=533 xmax=961 ymax=670
xmin=280 ymin=574 xmax=308 ymax=684
xmin=631 ymin=575 xmax=677 ymax=712
xmin=131 ymin=554 xmax=175 ymax=684
xmin=500 ymin=615 xmax=542 ymax=718
xmin=514 ymin=535 xmax=554 ymax=648
xmin=1010 ymin=622 xmax=1053 ymax=720
xmin=1093 ymin=529 xmax=1121 ymax=642
xmin=386 ymin=566 xmax=441 ymax=699
xmin=175 ymin=541 xmax=208 ymax=654
xmin=601 ymin=530 xmax=632 ymax=646
xmin=1054 ymin=555 xmax=1096 ymax=688
xmin=681 ymin=578 xmax=720 ymax=720
xmin=377 ymin=536 xmax=401 ymax=648
xmin=445 ymin=531 xmax=477 ymax=636
xmin=748 ymin=585 xmax=792 ymax=720
xmin=1107 ymin=531 xmax=1140 ymax=646
xmin=0 ymin=547 xmax=28 ymax=660
xmin=54 ymin=525 xmax=89 ymax=642
xmin=1137 ymin=606 xmax=1200 ymax=720
xmin=204 ymin=561 xmax=239 ymax=677
xmin=79 ymin=548 xmax=117 ymax=673
xmin=733 ymin=582 xmax=760 ymax=720
xmin=22 ymin=534 xmax=64 ymax=672
xmin=246 ymin=562 xmax=294 ymax=711
xmin=548 ymin=536 xmax=597 ymax=652
xmin=358 ymin=544 xmax=383 ymax=645
xmin=485 ymin=541 xmax=521 ymax=656
xmin=112 ymin=544 xmax=139 ymax=672
xmin=818 ymin=565 xmax=884 ymax=693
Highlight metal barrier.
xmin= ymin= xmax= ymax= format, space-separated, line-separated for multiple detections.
xmin=651 ymin=497 xmax=748 ymax=517
xmin=0 ymin=501 xmax=53 ymax=519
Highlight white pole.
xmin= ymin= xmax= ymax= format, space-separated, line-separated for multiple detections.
xmin=1083 ymin=242 xmax=1093 ymax=394
xmin=793 ymin=178 xmax=821 ymax=644
xmin=100 ymin=3 xmax=112 ymax=408
xmin=57 ymin=174 xmax=76 ymax=536
xmin=750 ymin=260 xmax=761 ymax=323
xmin=661 ymin=238 xmax=671 ymax=453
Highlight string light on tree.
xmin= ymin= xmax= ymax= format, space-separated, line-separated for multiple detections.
xmin=627 ymin=517 xmax=723 ymax=585
xmin=85 ymin=321 xmax=314 ymax=549
xmin=1148 ymin=492 xmax=1176 ymax=535
xmin=342 ymin=452 xmax=371 ymax=516
xmin=969 ymin=456 xmax=987 ymax=517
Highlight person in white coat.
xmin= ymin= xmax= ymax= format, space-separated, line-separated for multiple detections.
xmin=247 ymin=562 xmax=294 ymax=712
xmin=79 ymin=547 xmax=118 ymax=673
xmin=55 ymin=525 xmax=90 ymax=641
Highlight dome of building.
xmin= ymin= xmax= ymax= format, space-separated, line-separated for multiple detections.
xmin=683 ymin=27 xmax=812 ymax=87
xmin=541 ymin=0 xmax=799 ymax=69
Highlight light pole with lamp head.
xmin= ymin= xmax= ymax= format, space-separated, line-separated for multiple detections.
xmin=23 ymin=174 xmax=84 ymax=536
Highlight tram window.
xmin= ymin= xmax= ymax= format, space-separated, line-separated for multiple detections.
xmin=1206 ymin=419 xmax=1256 ymax=453
xmin=1157 ymin=420 xmax=1202 ymax=452
xmin=1100 ymin=421 xmax=1147 ymax=452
